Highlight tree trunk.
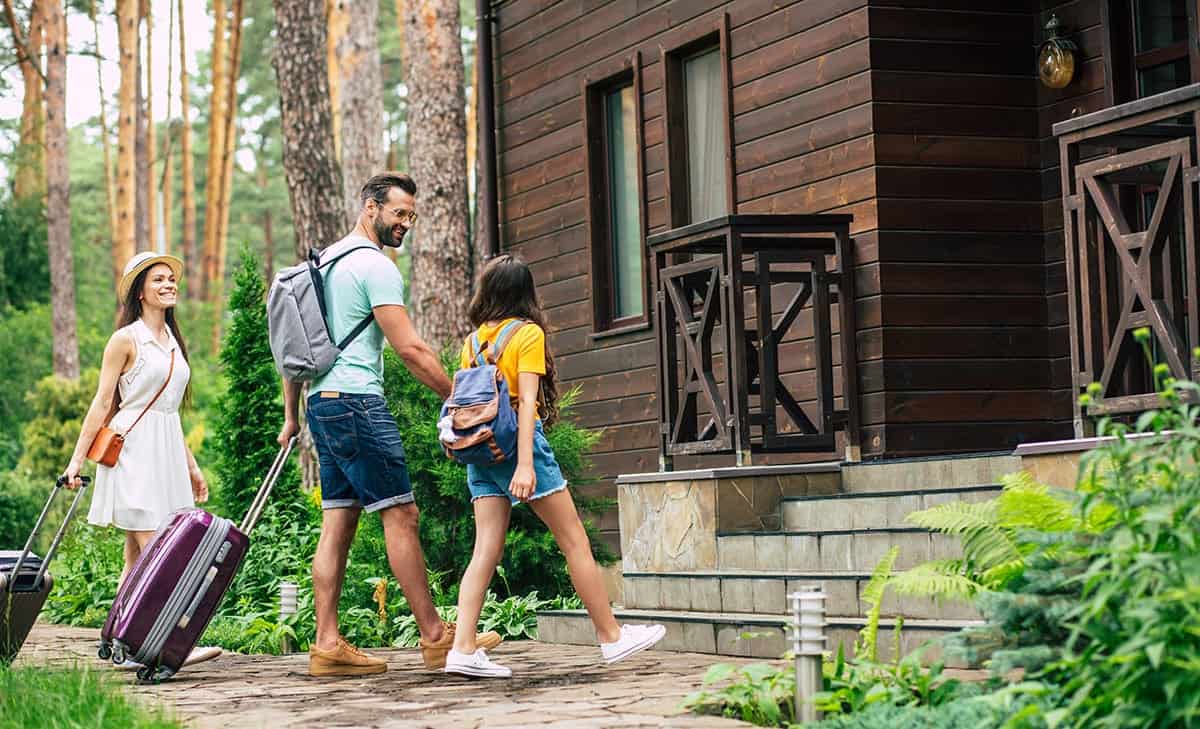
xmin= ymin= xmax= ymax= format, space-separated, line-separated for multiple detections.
xmin=201 ymin=0 xmax=228 ymax=300
xmin=402 ymin=0 xmax=472 ymax=348
xmin=177 ymin=0 xmax=196 ymax=293
xmin=336 ymin=0 xmax=384 ymax=220
xmin=272 ymin=0 xmax=347 ymax=259
xmin=213 ymin=0 xmax=244 ymax=307
xmin=326 ymin=0 xmax=347 ymax=163
xmin=143 ymin=0 xmax=156 ymax=251
xmin=273 ymin=0 xmax=349 ymax=491
xmin=114 ymin=0 xmax=138 ymax=288
xmin=7 ymin=0 xmax=45 ymax=201
xmin=134 ymin=22 xmax=149 ymax=254
xmin=43 ymin=0 xmax=79 ymax=379
xmin=91 ymin=0 xmax=117 ymax=245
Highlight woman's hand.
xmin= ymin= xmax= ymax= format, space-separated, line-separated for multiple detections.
xmin=190 ymin=466 xmax=209 ymax=504
xmin=62 ymin=459 xmax=85 ymax=490
xmin=510 ymin=463 xmax=537 ymax=502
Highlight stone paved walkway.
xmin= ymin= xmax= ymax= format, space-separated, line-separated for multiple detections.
xmin=16 ymin=624 xmax=758 ymax=728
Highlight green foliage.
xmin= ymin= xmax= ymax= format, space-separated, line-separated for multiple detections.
xmin=0 ymin=664 xmax=183 ymax=729
xmin=0 ymin=196 xmax=49 ymax=310
xmin=0 ymin=471 xmax=42 ymax=551
xmin=891 ymin=473 xmax=1079 ymax=601
xmin=681 ymin=662 xmax=797 ymax=726
xmin=18 ymin=371 xmax=98 ymax=483
xmin=856 ymin=546 xmax=898 ymax=662
xmin=210 ymin=248 xmax=300 ymax=520
xmin=816 ymin=646 xmax=969 ymax=719
xmin=380 ymin=349 xmax=612 ymax=598
xmin=43 ymin=523 xmax=125 ymax=628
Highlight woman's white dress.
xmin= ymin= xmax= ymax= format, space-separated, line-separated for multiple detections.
xmin=87 ymin=318 xmax=194 ymax=531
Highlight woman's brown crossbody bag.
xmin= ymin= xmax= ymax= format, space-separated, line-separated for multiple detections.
xmin=87 ymin=349 xmax=175 ymax=467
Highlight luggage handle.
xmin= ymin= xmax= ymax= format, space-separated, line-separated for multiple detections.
xmin=239 ymin=438 xmax=296 ymax=534
xmin=10 ymin=475 xmax=91 ymax=593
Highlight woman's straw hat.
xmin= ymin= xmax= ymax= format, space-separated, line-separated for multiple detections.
xmin=118 ymin=252 xmax=184 ymax=301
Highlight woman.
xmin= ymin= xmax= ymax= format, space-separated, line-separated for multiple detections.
xmin=63 ymin=252 xmax=219 ymax=666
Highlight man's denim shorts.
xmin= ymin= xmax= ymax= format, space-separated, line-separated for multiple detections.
xmin=307 ymin=392 xmax=415 ymax=512
xmin=466 ymin=421 xmax=568 ymax=505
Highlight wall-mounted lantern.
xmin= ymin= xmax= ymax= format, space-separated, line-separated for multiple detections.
xmin=1038 ymin=14 xmax=1077 ymax=89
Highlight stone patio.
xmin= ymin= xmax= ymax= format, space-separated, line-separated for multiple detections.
xmin=15 ymin=623 xmax=758 ymax=728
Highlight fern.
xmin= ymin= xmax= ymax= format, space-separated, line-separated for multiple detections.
xmin=890 ymin=561 xmax=979 ymax=601
xmin=856 ymin=546 xmax=899 ymax=662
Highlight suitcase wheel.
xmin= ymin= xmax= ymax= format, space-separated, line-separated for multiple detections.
xmin=111 ymin=644 xmax=126 ymax=665
xmin=136 ymin=665 xmax=173 ymax=684
xmin=97 ymin=641 xmax=112 ymax=661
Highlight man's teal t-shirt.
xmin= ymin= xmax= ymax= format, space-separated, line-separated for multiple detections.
xmin=311 ymin=235 xmax=405 ymax=396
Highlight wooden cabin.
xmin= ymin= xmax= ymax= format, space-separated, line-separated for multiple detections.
xmin=484 ymin=0 xmax=1200 ymax=552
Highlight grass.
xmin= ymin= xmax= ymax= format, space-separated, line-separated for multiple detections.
xmin=0 ymin=664 xmax=182 ymax=729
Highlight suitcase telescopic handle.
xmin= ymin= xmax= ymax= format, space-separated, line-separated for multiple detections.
xmin=10 ymin=476 xmax=91 ymax=593
xmin=239 ymin=438 xmax=297 ymax=534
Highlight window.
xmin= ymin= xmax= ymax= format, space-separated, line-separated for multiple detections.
xmin=663 ymin=19 xmax=734 ymax=228
xmin=1108 ymin=0 xmax=1198 ymax=102
xmin=583 ymin=58 xmax=648 ymax=332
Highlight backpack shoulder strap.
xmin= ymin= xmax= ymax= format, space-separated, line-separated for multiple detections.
xmin=469 ymin=332 xmax=488 ymax=368
xmin=314 ymin=240 xmax=378 ymax=270
xmin=491 ymin=319 xmax=534 ymax=363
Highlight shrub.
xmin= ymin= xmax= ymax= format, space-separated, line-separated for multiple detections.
xmin=43 ymin=523 xmax=124 ymax=628
xmin=0 ymin=471 xmax=44 ymax=551
xmin=18 ymin=371 xmax=98 ymax=483
xmin=0 ymin=196 xmax=49 ymax=310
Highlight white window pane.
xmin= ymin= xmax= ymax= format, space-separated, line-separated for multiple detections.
xmin=606 ymin=85 xmax=643 ymax=319
xmin=684 ymin=49 xmax=727 ymax=223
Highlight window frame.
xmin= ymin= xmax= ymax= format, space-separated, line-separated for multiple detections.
xmin=1103 ymin=0 xmax=1200 ymax=103
xmin=661 ymin=14 xmax=736 ymax=229
xmin=582 ymin=53 xmax=651 ymax=337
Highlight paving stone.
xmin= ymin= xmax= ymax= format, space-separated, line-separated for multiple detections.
xmin=715 ymin=624 xmax=749 ymax=657
xmin=754 ymin=535 xmax=786 ymax=570
xmin=689 ymin=577 xmax=722 ymax=613
xmin=660 ymin=577 xmax=691 ymax=611
xmin=717 ymin=535 xmax=756 ymax=569
xmin=818 ymin=534 xmax=854 ymax=571
xmin=629 ymin=576 xmax=662 ymax=610
xmin=752 ymin=578 xmax=786 ymax=614
xmin=785 ymin=535 xmax=820 ymax=571
xmin=682 ymin=621 xmax=717 ymax=654
xmin=721 ymin=578 xmax=756 ymax=613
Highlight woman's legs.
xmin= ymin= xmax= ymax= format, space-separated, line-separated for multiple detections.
xmin=452 ymin=497 xmax=511 ymax=654
xmin=529 ymin=490 xmax=620 ymax=644
xmin=119 ymin=530 xmax=155 ymax=588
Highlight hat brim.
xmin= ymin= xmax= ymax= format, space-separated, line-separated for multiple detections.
xmin=119 ymin=255 xmax=185 ymax=301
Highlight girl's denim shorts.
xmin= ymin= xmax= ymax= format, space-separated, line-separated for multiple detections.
xmin=466 ymin=421 xmax=567 ymax=505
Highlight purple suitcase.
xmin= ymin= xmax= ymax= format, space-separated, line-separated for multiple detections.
xmin=98 ymin=439 xmax=294 ymax=682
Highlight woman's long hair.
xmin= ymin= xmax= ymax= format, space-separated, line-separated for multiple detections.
xmin=467 ymin=254 xmax=559 ymax=424
xmin=113 ymin=265 xmax=192 ymax=412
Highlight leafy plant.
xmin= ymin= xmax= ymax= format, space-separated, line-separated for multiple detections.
xmin=0 ymin=664 xmax=183 ymax=729
xmin=681 ymin=662 xmax=797 ymax=726
xmin=856 ymin=546 xmax=898 ymax=661
xmin=0 ymin=471 xmax=44 ymax=551
xmin=43 ymin=523 xmax=124 ymax=627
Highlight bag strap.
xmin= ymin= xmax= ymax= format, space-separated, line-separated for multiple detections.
xmin=308 ymin=240 xmax=380 ymax=352
xmin=470 ymin=332 xmax=488 ymax=368
xmin=122 ymin=348 xmax=175 ymax=438
xmin=490 ymin=319 xmax=532 ymax=363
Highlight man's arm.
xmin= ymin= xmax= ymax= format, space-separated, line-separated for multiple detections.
xmin=374 ymin=304 xmax=452 ymax=399
xmin=278 ymin=378 xmax=302 ymax=446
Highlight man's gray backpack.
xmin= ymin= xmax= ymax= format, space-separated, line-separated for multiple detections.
xmin=267 ymin=239 xmax=379 ymax=382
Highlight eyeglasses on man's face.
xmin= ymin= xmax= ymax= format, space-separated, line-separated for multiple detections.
xmin=378 ymin=203 xmax=418 ymax=226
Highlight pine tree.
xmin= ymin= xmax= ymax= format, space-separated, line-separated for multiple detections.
xmin=211 ymin=248 xmax=300 ymax=521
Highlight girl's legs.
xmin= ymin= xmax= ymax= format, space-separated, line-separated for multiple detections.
xmin=452 ymin=496 xmax=512 ymax=654
xmin=529 ymin=490 xmax=620 ymax=644
xmin=119 ymin=530 xmax=155 ymax=588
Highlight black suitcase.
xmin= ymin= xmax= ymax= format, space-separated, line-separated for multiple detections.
xmin=0 ymin=476 xmax=90 ymax=663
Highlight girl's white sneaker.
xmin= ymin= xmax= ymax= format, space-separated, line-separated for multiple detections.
xmin=600 ymin=623 xmax=667 ymax=664
xmin=443 ymin=648 xmax=512 ymax=678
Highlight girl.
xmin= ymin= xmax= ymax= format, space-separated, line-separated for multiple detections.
xmin=444 ymin=255 xmax=665 ymax=678
xmin=63 ymin=252 xmax=219 ymax=667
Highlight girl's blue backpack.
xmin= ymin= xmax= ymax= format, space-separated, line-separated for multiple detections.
xmin=439 ymin=319 xmax=531 ymax=465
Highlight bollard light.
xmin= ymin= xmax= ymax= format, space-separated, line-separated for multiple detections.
xmin=789 ymin=586 xmax=826 ymax=723
xmin=279 ymin=581 xmax=298 ymax=654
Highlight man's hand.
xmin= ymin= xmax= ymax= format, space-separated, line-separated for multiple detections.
xmin=510 ymin=464 xmax=537 ymax=502
xmin=278 ymin=418 xmax=300 ymax=448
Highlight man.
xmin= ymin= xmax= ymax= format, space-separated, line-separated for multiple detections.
xmin=278 ymin=173 xmax=500 ymax=677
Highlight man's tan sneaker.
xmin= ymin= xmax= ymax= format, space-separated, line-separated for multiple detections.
xmin=309 ymin=638 xmax=388 ymax=677
xmin=420 ymin=621 xmax=504 ymax=669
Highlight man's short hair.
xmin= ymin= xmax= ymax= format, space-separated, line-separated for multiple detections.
xmin=360 ymin=173 xmax=418 ymax=207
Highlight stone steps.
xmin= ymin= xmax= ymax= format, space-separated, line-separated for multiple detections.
xmin=781 ymin=484 xmax=1002 ymax=532
xmin=622 ymin=570 xmax=979 ymax=621
xmin=716 ymin=527 xmax=961 ymax=572
xmin=537 ymin=608 xmax=980 ymax=660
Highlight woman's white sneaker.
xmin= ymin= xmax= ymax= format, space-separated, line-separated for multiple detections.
xmin=443 ymin=648 xmax=512 ymax=678
xmin=600 ymin=623 xmax=666 ymax=664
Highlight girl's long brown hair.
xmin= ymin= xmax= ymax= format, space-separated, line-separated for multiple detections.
xmin=467 ymin=254 xmax=559 ymax=424
xmin=112 ymin=265 xmax=192 ymax=413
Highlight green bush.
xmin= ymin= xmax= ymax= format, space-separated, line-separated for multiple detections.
xmin=0 ymin=664 xmax=182 ymax=729
xmin=0 ymin=196 xmax=49 ymax=310
xmin=0 ymin=471 xmax=44 ymax=551
xmin=18 ymin=371 xmax=99 ymax=483
xmin=43 ymin=523 xmax=124 ymax=628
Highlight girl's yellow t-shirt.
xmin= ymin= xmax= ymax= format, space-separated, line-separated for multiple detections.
xmin=459 ymin=318 xmax=546 ymax=409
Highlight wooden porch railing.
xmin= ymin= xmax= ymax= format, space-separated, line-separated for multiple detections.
xmin=647 ymin=214 xmax=861 ymax=470
xmin=1055 ymin=84 xmax=1200 ymax=436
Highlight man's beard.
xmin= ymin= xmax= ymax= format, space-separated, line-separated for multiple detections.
xmin=375 ymin=218 xmax=406 ymax=248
